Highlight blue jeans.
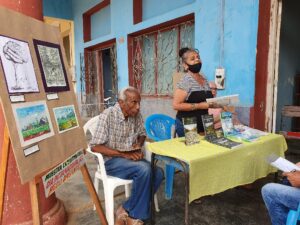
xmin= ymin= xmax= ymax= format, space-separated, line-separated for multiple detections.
xmin=175 ymin=118 xmax=184 ymax=137
xmin=105 ymin=158 xmax=164 ymax=220
xmin=261 ymin=183 xmax=300 ymax=225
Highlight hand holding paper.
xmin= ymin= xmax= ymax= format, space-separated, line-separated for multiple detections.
xmin=267 ymin=155 xmax=300 ymax=172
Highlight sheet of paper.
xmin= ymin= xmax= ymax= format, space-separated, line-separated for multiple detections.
xmin=270 ymin=157 xmax=300 ymax=172
xmin=206 ymin=94 xmax=239 ymax=106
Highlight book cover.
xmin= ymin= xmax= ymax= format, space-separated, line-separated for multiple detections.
xmin=221 ymin=112 xmax=235 ymax=137
xmin=183 ymin=117 xmax=200 ymax=145
xmin=201 ymin=114 xmax=217 ymax=140
xmin=202 ymin=114 xmax=242 ymax=149
xmin=210 ymin=137 xmax=242 ymax=149
xmin=230 ymin=125 xmax=268 ymax=142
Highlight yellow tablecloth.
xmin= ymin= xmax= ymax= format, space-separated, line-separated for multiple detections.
xmin=147 ymin=134 xmax=287 ymax=202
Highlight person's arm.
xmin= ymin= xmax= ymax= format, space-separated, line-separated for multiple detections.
xmin=282 ymin=171 xmax=300 ymax=187
xmin=173 ymin=88 xmax=209 ymax=111
xmin=131 ymin=113 xmax=146 ymax=151
xmin=92 ymin=144 xmax=143 ymax=161
xmin=90 ymin=112 xmax=143 ymax=161
xmin=132 ymin=135 xmax=146 ymax=149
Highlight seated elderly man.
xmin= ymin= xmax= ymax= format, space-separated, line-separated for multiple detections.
xmin=90 ymin=86 xmax=164 ymax=225
xmin=262 ymin=165 xmax=300 ymax=225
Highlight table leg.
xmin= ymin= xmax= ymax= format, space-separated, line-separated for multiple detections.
xmin=150 ymin=153 xmax=155 ymax=225
xmin=177 ymin=160 xmax=189 ymax=225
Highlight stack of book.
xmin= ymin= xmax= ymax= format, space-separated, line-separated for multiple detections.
xmin=220 ymin=112 xmax=268 ymax=142
xmin=202 ymin=114 xmax=242 ymax=149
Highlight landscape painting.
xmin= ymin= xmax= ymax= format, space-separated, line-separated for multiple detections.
xmin=12 ymin=101 xmax=54 ymax=147
xmin=0 ymin=35 xmax=39 ymax=94
xmin=53 ymin=105 xmax=78 ymax=133
xmin=33 ymin=39 xmax=69 ymax=92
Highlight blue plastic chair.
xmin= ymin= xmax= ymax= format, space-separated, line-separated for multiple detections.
xmin=145 ymin=114 xmax=184 ymax=200
xmin=286 ymin=203 xmax=300 ymax=225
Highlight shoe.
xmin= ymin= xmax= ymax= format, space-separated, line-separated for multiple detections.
xmin=193 ymin=198 xmax=202 ymax=204
xmin=126 ymin=216 xmax=144 ymax=225
xmin=115 ymin=205 xmax=128 ymax=225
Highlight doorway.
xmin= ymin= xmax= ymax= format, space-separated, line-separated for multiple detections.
xmin=81 ymin=40 xmax=118 ymax=117
xmin=275 ymin=0 xmax=300 ymax=133
xmin=102 ymin=48 xmax=115 ymax=101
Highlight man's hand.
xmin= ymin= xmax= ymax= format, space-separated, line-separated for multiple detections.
xmin=282 ymin=171 xmax=300 ymax=187
xmin=131 ymin=143 xmax=142 ymax=151
xmin=121 ymin=150 xmax=144 ymax=161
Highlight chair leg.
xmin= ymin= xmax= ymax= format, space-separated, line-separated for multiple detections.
xmin=125 ymin=183 xmax=131 ymax=198
xmin=154 ymin=193 xmax=160 ymax=212
xmin=93 ymin=176 xmax=100 ymax=211
xmin=286 ymin=210 xmax=298 ymax=225
xmin=165 ymin=164 xmax=175 ymax=200
xmin=104 ymin=186 xmax=115 ymax=225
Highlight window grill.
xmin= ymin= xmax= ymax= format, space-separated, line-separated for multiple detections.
xmin=131 ymin=20 xmax=194 ymax=96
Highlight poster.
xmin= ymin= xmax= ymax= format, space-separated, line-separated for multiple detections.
xmin=53 ymin=105 xmax=79 ymax=133
xmin=12 ymin=100 xmax=54 ymax=147
xmin=42 ymin=150 xmax=85 ymax=197
xmin=33 ymin=39 xmax=69 ymax=92
xmin=0 ymin=35 xmax=39 ymax=93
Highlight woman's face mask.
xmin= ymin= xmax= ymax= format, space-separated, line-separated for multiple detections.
xmin=187 ymin=62 xmax=202 ymax=73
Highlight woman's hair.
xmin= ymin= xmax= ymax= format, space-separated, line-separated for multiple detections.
xmin=118 ymin=86 xmax=139 ymax=101
xmin=179 ymin=47 xmax=200 ymax=63
xmin=179 ymin=47 xmax=190 ymax=58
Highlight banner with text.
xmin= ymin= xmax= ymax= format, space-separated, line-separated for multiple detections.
xmin=42 ymin=150 xmax=85 ymax=197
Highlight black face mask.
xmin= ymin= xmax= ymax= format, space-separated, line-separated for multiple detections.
xmin=187 ymin=62 xmax=202 ymax=73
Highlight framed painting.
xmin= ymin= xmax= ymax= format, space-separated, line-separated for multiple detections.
xmin=12 ymin=100 xmax=54 ymax=147
xmin=0 ymin=35 xmax=39 ymax=94
xmin=53 ymin=105 xmax=79 ymax=133
xmin=33 ymin=39 xmax=70 ymax=92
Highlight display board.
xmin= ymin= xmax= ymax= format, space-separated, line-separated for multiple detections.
xmin=0 ymin=7 xmax=87 ymax=184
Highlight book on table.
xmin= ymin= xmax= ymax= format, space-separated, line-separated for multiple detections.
xmin=201 ymin=114 xmax=242 ymax=149
xmin=220 ymin=112 xmax=268 ymax=142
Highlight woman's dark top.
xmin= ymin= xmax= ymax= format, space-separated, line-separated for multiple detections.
xmin=176 ymin=73 xmax=213 ymax=133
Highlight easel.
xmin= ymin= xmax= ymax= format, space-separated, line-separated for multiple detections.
xmin=0 ymin=125 xmax=108 ymax=225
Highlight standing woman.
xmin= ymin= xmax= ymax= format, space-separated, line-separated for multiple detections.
xmin=173 ymin=48 xmax=213 ymax=137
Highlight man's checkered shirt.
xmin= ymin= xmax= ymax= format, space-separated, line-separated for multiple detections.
xmin=90 ymin=103 xmax=146 ymax=152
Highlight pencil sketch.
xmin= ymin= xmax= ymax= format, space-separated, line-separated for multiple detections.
xmin=0 ymin=35 xmax=39 ymax=93
xmin=37 ymin=44 xmax=66 ymax=87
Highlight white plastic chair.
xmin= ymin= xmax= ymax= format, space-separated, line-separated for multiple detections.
xmin=83 ymin=116 xmax=159 ymax=225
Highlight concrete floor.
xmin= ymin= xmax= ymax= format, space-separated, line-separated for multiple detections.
xmin=56 ymin=140 xmax=300 ymax=225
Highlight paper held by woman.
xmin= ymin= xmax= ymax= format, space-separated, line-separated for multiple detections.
xmin=206 ymin=94 xmax=239 ymax=106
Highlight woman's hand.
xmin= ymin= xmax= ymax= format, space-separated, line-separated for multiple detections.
xmin=209 ymin=102 xmax=223 ymax=109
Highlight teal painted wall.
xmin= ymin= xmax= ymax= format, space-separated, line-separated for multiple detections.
xmin=71 ymin=0 xmax=259 ymax=107
xmin=276 ymin=0 xmax=300 ymax=131
xmin=142 ymin=0 xmax=195 ymax=20
xmin=44 ymin=0 xmax=259 ymax=111
xmin=43 ymin=0 xmax=73 ymax=20
xmin=91 ymin=5 xmax=111 ymax=40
